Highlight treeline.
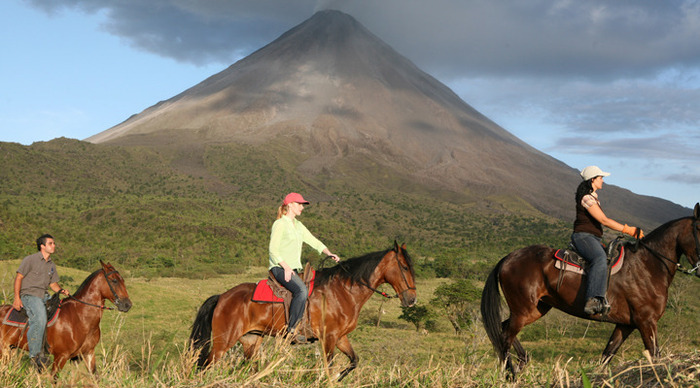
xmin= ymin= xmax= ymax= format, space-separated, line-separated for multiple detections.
xmin=0 ymin=138 xmax=571 ymax=279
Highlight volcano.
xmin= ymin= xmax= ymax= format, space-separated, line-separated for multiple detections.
xmin=87 ymin=10 xmax=687 ymax=225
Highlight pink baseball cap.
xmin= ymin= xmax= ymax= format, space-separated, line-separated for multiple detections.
xmin=283 ymin=192 xmax=310 ymax=206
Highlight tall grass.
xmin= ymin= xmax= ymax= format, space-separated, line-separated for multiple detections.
xmin=0 ymin=261 xmax=698 ymax=387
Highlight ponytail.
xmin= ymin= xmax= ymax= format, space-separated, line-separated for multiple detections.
xmin=575 ymin=179 xmax=594 ymax=204
xmin=276 ymin=204 xmax=288 ymax=219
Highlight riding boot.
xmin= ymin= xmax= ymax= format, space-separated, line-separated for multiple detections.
xmin=584 ymin=297 xmax=610 ymax=315
xmin=31 ymin=353 xmax=49 ymax=372
xmin=285 ymin=327 xmax=309 ymax=345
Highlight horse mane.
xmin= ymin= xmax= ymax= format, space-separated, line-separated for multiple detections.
xmin=73 ymin=268 xmax=103 ymax=295
xmin=625 ymin=216 xmax=692 ymax=254
xmin=314 ymin=247 xmax=414 ymax=288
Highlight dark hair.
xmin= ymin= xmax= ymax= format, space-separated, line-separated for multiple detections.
xmin=36 ymin=234 xmax=54 ymax=251
xmin=575 ymin=180 xmax=594 ymax=204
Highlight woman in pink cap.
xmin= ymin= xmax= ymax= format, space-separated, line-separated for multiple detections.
xmin=571 ymin=166 xmax=644 ymax=316
xmin=268 ymin=192 xmax=339 ymax=343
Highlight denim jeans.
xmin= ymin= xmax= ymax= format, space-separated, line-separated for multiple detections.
xmin=571 ymin=232 xmax=608 ymax=300
xmin=270 ymin=266 xmax=308 ymax=331
xmin=20 ymin=294 xmax=48 ymax=358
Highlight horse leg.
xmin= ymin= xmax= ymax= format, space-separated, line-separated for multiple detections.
xmin=51 ymin=353 xmax=70 ymax=375
xmin=333 ymin=335 xmax=357 ymax=382
xmin=501 ymin=302 xmax=550 ymax=377
xmin=239 ymin=333 xmax=263 ymax=359
xmin=637 ymin=321 xmax=660 ymax=360
xmin=601 ymin=324 xmax=635 ymax=365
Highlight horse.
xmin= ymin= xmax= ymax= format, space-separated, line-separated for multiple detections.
xmin=0 ymin=261 xmax=132 ymax=375
xmin=481 ymin=203 xmax=700 ymax=377
xmin=189 ymin=242 xmax=417 ymax=381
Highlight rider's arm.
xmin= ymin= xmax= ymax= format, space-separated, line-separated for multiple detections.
xmin=587 ymin=203 xmax=644 ymax=237
xmin=12 ymin=273 xmax=24 ymax=310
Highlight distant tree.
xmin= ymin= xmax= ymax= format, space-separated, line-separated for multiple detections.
xmin=398 ymin=304 xmax=434 ymax=332
xmin=431 ymin=279 xmax=481 ymax=333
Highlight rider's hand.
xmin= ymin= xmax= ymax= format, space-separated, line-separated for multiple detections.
xmin=12 ymin=297 xmax=22 ymax=311
xmin=622 ymin=224 xmax=644 ymax=238
xmin=328 ymin=254 xmax=340 ymax=263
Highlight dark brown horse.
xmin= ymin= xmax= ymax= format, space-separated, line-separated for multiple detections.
xmin=190 ymin=242 xmax=417 ymax=381
xmin=0 ymin=261 xmax=132 ymax=374
xmin=481 ymin=204 xmax=700 ymax=377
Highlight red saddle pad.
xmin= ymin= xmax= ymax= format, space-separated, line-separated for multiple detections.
xmin=251 ymin=270 xmax=315 ymax=303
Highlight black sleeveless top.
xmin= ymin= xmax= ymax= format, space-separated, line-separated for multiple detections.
xmin=573 ymin=194 xmax=603 ymax=237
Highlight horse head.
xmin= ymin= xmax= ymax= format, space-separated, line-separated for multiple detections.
xmin=99 ymin=260 xmax=133 ymax=312
xmin=383 ymin=241 xmax=417 ymax=307
xmin=691 ymin=203 xmax=700 ymax=278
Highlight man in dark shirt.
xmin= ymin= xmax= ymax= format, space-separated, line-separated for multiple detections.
xmin=13 ymin=234 xmax=70 ymax=371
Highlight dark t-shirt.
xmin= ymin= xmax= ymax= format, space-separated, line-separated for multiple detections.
xmin=17 ymin=252 xmax=59 ymax=298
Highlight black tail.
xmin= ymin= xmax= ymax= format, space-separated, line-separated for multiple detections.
xmin=480 ymin=257 xmax=507 ymax=362
xmin=189 ymin=294 xmax=220 ymax=369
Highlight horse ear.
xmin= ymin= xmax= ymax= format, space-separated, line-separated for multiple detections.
xmin=401 ymin=243 xmax=407 ymax=250
xmin=393 ymin=240 xmax=399 ymax=252
xmin=695 ymin=203 xmax=699 ymax=219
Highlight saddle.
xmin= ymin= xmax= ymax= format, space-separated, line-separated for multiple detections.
xmin=2 ymin=293 xmax=62 ymax=328
xmin=553 ymin=237 xmax=625 ymax=276
xmin=251 ymin=263 xmax=316 ymax=339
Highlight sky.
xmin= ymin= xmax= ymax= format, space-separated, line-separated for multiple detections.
xmin=1 ymin=0 xmax=699 ymax=209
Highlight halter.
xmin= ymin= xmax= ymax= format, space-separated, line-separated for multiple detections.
xmin=638 ymin=218 xmax=700 ymax=276
xmin=66 ymin=268 xmax=123 ymax=310
xmin=338 ymin=249 xmax=416 ymax=299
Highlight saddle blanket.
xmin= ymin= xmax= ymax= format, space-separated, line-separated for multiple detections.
xmin=251 ymin=271 xmax=316 ymax=303
xmin=2 ymin=307 xmax=61 ymax=328
xmin=553 ymin=247 xmax=624 ymax=276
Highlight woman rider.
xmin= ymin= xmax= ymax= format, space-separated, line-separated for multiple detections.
xmin=269 ymin=192 xmax=339 ymax=343
xmin=571 ymin=166 xmax=644 ymax=315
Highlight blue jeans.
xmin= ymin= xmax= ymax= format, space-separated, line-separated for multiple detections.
xmin=270 ymin=266 xmax=308 ymax=331
xmin=571 ymin=232 xmax=608 ymax=300
xmin=20 ymin=294 xmax=48 ymax=358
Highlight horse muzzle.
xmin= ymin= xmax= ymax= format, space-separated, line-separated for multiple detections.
xmin=115 ymin=297 xmax=133 ymax=312
xmin=400 ymin=289 xmax=417 ymax=308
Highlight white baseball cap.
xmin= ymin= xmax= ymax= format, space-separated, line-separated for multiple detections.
xmin=580 ymin=166 xmax=611 ymax=181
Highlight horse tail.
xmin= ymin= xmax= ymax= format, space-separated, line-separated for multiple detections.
xmin=189 ymin=294 xmax=220 ymax=369
xmin=481 ymin=257 xmax=507 ymax=362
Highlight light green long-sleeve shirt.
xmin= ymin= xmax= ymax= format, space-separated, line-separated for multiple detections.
xmin=268 ymin=216 xmax=327 ymax=270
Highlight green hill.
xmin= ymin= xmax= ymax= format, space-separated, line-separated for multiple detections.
xmin=0 ymin=138 xmax=570 ymax=278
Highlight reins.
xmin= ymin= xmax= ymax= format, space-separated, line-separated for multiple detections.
xmin=334 ymin=250 xmax=415 ymax=299
xmin=637 ymin=218 xmax=700 ymax=276
xmin=65 ymin=295 xmax=115 ymax=310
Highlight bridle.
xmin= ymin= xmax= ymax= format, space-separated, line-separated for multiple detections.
xmin=337 ymin=249 xmax=416 ymax=299
xmin=638 ymin=218 xmax=700 ymax=277
xmin=66 ymin=268 xmax=124 ymax=310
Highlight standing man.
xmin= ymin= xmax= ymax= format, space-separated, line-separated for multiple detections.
xmin=12 ymin=234 xmax=70 ymax=371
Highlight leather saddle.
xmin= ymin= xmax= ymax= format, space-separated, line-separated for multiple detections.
xmin=553 ymin=237 xmax=626 ymax=276
xmin=3 ymin=293 xmax=62 ymax=328
xmin=251 ymin=263 xmax=316 ymax=339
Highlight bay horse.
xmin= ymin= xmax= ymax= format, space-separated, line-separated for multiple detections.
xmin=0 ymin=261 xmax=132 ymax=374
xmin=189 ymin=242 xmax=417 ymax=381
xmin=481 ymin=203 xmax=700 ymax=377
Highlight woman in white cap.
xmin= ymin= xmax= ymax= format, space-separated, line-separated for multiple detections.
xmin=269 ymin=192 xmax=339 ymax=343
xmin=571 ymin=166 xmax=644 ymax=315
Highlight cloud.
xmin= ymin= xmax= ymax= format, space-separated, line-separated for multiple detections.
xmin=25 ymin=0 xmax=700 ymax=202
xmin=27 ymin=0 xmax=700 ymax=77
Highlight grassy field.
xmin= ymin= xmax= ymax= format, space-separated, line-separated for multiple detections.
xmin=0 ymin=259 xmax=698 ymax=387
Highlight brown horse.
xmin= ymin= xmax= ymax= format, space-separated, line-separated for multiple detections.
xmin=481 ymin=203 xmax=700 ymax=377
xmin=0 ymin=261 xmax=132 ymax=374
xmin=189 ymin=242 xmax=417 ymax=381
